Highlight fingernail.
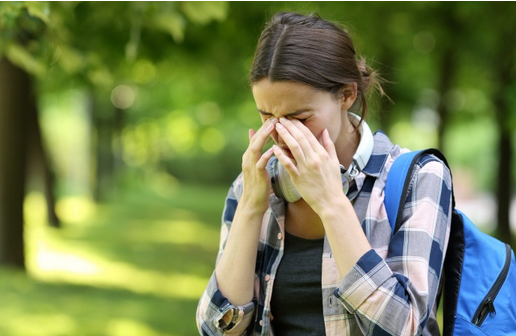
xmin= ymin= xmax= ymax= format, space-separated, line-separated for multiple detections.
xmin=275 ymin=123 xmax=284 ymax=130
xmin=279 ymin=117 xmax=287 ymax=123
xmin=270 ymin=117 xmax=277 ymax=124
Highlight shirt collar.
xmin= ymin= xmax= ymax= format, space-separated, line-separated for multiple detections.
xmin=360 ymin=130 xmax=395 ymax=178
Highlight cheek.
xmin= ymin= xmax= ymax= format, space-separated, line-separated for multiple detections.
xmin=305 ymin=124 xmax=326 ymax=144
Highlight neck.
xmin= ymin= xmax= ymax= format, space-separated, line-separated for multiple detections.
xmin=335 ymin=118 xmax=361 ymax=169
xmin=285 ymin=199 xmax=325 ymax=239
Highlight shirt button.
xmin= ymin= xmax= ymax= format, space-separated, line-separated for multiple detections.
xmin=265 ymin=274 xmax=271 ymax=282
xmin=277 ymin=232 xmax=283 ymax=240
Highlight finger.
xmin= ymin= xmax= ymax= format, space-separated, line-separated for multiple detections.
xmin=275 ymin=120 xmax=309 ymax=163
xmin=272 ymin=144 xmax=298 ymax=175
xmin=278 ymin=118 xmax=321 ymax=159
xmin=248 ymin=118 xmax=276 ymax=154
xmin=322 ymin=128 xmax=338 ymax=160
xmin=249 ymin=129 xmax=256 ymax=141
xmin=291 ymin=119 xmax=327 ymax=155
xmin=256 ymin=146 xmax=275 ymax=171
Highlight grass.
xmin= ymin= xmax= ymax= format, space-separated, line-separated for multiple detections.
xmin=0 ymin=180 xmax=228 ymax=336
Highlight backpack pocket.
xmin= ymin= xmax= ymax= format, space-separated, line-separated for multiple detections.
xmin=471 ymin=244 xmax=511 ymax=327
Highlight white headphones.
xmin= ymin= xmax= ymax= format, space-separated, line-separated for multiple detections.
xmin=270 ymin=113 xmax=374 ymax=203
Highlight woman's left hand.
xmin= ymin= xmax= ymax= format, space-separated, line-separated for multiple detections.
xmin=272 ymin=118 xmax=347 ymax=212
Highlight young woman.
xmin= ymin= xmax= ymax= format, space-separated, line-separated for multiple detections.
xmin=197 ymin=12 xmax=452 ymax=336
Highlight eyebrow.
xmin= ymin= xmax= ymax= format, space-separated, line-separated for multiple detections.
xmin=257 ymin=109 xmax=310 ymax=117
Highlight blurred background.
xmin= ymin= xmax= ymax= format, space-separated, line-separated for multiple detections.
xmin=0 ymin=2 xmax=515 ymax=335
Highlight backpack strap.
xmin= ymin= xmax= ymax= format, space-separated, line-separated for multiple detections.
xmin=385 ymin=148 xmax=454 ymax=235
xmin=385 ymin=150 xmax=421 ymax=235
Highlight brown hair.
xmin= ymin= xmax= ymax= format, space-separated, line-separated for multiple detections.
xmin=249 ymin=12 xmax=383 ymax=121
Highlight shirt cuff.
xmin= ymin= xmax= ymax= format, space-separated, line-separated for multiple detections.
xmin=333 ymin=249 xmax=393 ymax=314
xmin=213 ymin=295 xmax=255 ymax=333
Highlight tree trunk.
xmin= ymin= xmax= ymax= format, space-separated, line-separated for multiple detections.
xmin=492 ymin=14 xmax=514 ymax=247
xmin=0 ymin=58 xmax=31 ymax=269
xmin=91 ymin=93 xmax=115 ymax=202
xmin=495 ymin=128 xmax=512 ymax=246
xmin=435 ymin=2 xmax=459 ymax=151
xmin=26 ymin=87 xmax=60 ymax=227
xmin=436 ymin=48 xmax=454 ymax=151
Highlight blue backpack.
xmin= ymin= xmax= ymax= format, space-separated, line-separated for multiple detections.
xmin=385 ymin=148 xmax=516 ymax=335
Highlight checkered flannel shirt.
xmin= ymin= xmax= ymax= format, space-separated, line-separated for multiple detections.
xmin=197 ymin=131 xmax=452 ymax=336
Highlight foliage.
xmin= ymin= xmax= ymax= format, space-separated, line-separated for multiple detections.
xmin=3 ymin=2 xmax=515 ymax=189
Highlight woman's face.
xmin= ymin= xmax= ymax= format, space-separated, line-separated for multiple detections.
xmin=251 ymin=79 xmax=355 ymax=159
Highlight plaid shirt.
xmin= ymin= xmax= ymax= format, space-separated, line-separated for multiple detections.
xmin=197 ymin=131 xmax=452 ymax=336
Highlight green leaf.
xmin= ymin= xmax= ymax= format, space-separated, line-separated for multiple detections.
xmin=152 ymin=11 xmax=186 ymax=43
xmin=6 ymin=43 xmax=46 ymax=77
xmin=180 ymin=1 xmax=228 ymax=25
xmin=23 ymin=1 xmax=50 ymax=24
xmin=56 ymin=45 xmax=84 ymax=74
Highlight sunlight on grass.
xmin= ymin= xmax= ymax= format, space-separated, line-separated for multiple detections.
xmin=18 ymin=184 xmax=227 ymax=335
xmin=30 ymin=250 xmax=210 ymax=300
xmin=55 ymin=195 xmax=96 ymax=223
xmin=107 ymin=318 xmax=180 ymax=336
xmin=24 ymin=191 xmax=218 ymax=300
xmin=3 ymin=313 xmax=76 ymax=336
xmin=36 ymin=250 xmax=100 ymax=275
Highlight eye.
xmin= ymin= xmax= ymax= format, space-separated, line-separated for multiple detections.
xmin=297 ymin=118 xmax=307 ymax=123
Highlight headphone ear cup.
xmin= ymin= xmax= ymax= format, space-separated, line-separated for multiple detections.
xmin=277 ymin=163 xmax=301 ymax=202
xmin=272 ymin=160 xmax=301 ymax=203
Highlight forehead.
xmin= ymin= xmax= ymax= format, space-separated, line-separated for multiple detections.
xmin=252 ymin=79 xmax=332 ymax=113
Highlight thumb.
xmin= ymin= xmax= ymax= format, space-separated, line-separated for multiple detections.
xmin=249 ymin=129 xmax=256 ymax=142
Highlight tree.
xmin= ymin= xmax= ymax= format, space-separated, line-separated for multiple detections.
xmin=0 ymin=58 xmax=31 ymax=268
xmin=0 ymin=1 xmax=229 ymax=269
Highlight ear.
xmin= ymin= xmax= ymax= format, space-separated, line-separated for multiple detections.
xmin=340 ymin=83 xmax=358 ymax=111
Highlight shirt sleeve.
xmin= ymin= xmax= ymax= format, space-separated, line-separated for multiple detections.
xmin=334 ymin=155 xmax=452 ymax=336
xmin=196 ymin=173 xmax=256 ymax=335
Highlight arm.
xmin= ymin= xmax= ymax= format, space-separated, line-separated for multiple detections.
xmin=196 ymin=119 xmax=276 ymax=335
xmin=333 ymin=157 xmax=452 ymax=336
xmin=273 ymin=119 xmax=451 ymax=335
xmin=196 ymin=178 xmax=257 ymax=335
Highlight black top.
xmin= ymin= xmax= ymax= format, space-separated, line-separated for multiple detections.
xmin=270 ymin=231 xmax=326 ymax=335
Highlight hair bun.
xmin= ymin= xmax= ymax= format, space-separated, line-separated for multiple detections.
xmin=356 ymin=58 xmax=384 ymax=97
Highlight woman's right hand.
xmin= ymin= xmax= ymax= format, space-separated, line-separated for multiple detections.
xmin=240 ymin=118 xmax=277 ymax=213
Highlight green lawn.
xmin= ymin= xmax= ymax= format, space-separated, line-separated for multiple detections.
xmin=0 ymin=181 xmax=228 ymax=336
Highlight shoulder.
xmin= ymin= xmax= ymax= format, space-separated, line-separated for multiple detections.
xmin=393 ymin=150 xmax=453 ymax=205
xmin=411 ymin=151 xmax=453 ymax=187
xmin=376 ymin=142 xmax=452 ymax=203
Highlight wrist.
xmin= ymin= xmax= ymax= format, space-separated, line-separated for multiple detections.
xmin=238 ymin=194 xmax=269 ymax=218
xmin=314 ymin=194 xmax=353 ymax=222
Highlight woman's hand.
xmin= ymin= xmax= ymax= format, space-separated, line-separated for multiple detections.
xmin=272 ymin=118 xmax=345 ymax=212
xmin=241 ymin=118 xmax=276 ymax=213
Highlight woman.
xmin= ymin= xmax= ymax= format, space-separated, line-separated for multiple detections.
xmin=197 ymin=12 xmax=452 ymax=336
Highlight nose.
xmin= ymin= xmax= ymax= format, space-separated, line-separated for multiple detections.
xmin=266 ymin=118 xmax=281 ymax=145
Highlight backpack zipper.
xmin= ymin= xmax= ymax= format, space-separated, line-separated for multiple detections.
xmin=471 ymin=243 xmax=512 ymax=327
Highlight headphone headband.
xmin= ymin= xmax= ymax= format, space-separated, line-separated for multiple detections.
xmin=347 ymin=113 xmax=374 ymax=176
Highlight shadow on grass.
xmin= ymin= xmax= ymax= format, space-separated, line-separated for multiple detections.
xmin=0 ymin=268 xmax=199 ymax=336
xmin=16 ymin=182 xmax=230 ymax=336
